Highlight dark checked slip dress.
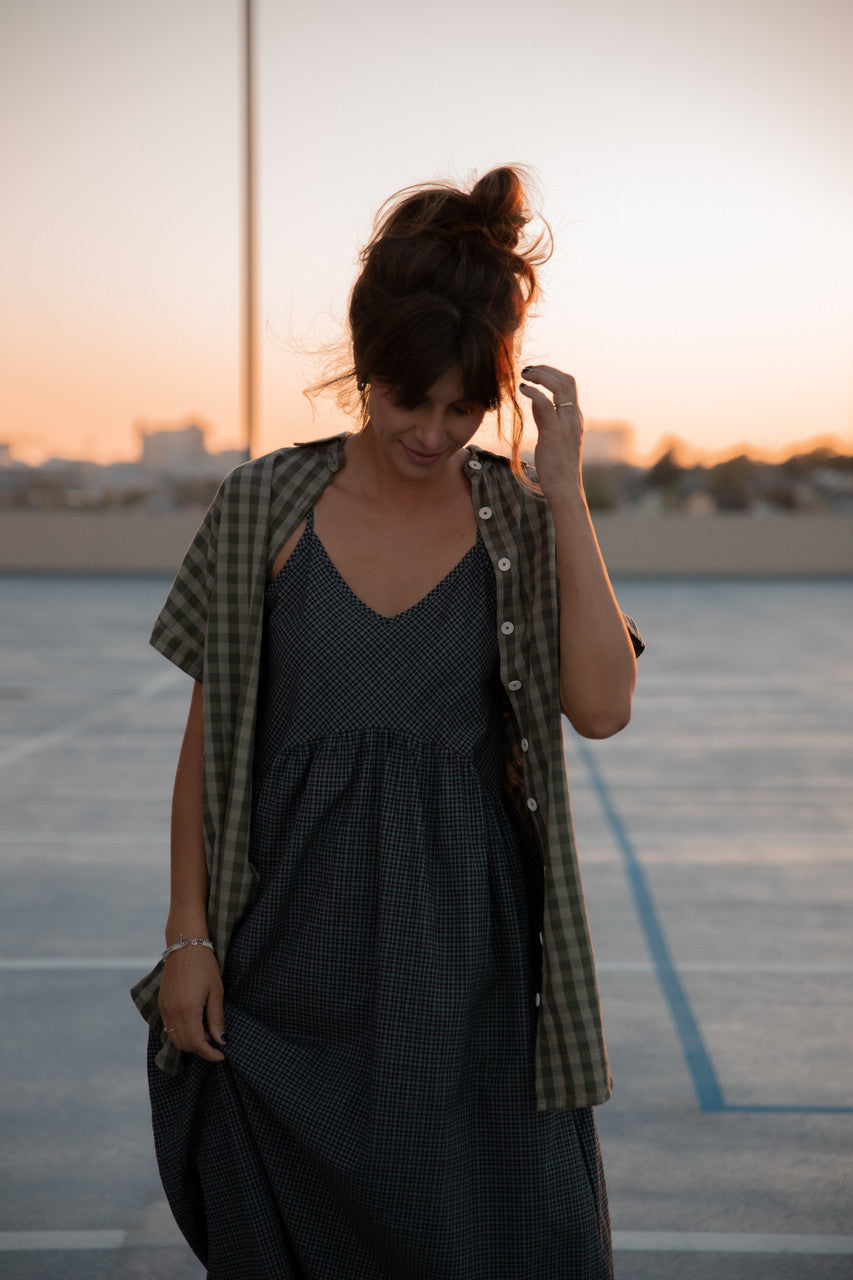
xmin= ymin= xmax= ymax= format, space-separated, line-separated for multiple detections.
xmin=148 ymin=506 xmax=612 ymax=1280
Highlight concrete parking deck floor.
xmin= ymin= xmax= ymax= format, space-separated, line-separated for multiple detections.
xmin=0 ymin=576 xmax=851 ymax=1279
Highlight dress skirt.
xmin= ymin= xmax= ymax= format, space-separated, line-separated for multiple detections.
xmin=148 ymin=509 xmax=613 ymax=1279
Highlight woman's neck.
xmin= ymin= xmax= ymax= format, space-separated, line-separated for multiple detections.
xmin=340 ymin=427 xmax=471 ymax=512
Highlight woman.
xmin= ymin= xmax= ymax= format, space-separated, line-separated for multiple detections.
xmin=133 ymin=165 xmax=643 ymax=1279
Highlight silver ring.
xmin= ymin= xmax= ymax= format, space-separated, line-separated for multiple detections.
xmin=554 ymin=401 xmax=574 ymax=408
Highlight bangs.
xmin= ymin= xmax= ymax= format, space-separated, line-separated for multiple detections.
xmin=353 ymin=291 xmax=502 ymax=412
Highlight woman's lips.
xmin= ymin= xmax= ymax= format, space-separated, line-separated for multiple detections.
xmin=402 ymin=444 xmax=441 ymax=465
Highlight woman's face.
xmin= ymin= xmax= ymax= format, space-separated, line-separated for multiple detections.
xmin=366 ymin=365 xmax=487 ymax=476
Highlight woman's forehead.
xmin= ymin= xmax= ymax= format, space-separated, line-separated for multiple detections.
xmin=425 ymin=365 xmax=467 ymax=401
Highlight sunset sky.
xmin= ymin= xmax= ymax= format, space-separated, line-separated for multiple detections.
xmin=2 ymin=0 xmax=851 ymax=466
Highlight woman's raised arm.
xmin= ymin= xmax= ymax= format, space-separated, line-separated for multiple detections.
xmin=521 ymin=365 xmax=637 ymax=739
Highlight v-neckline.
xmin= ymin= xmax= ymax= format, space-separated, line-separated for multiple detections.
xmin=310 ymin=523 xmax=481 ymax=622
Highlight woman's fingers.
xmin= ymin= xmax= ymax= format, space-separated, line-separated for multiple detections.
xmin=163 ymin=1010 xmax=226 ymax=1062
xmin=520 ymin=364 xmax=578 ymax=406
xmin=205 ymin=983 xmax=227 ymax=1051
xmin=194 ymin=1035 xmax=227 ymax=1064
xmin=162 ymin=1008 xmax=205 ymax=1051
xmin=519 ymin=382 xmax=560 ymax=431
xmin=519 ymin=363 xmax=586 ymax=494
xmin=159 ymin=951 xmax=226 ymax=1062
xmin=518 ymin=380 xmax=552 ymax=405
xmin=520 ymin=365 xmax=582 ymax=438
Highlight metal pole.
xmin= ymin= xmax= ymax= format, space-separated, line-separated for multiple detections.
xmin=242 ymin=0 xmax=257 ymax=461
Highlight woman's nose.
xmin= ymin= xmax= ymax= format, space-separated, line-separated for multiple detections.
xmin=414 ymin=408 xmax=447 ymax=447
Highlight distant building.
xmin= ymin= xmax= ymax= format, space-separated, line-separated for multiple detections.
xmin=213 ymin=448 xmax=248 ymax=475
xmin=135 ymin=420 xmax=245 ymax=479
xmin=582 ymin=420 xmax=632 ymax=465
xmin=137 ymin=421 xmax=207 ymax=474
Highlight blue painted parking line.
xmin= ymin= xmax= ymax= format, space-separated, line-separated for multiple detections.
xmin=577 ymin=740 xmax=853 ymax=1116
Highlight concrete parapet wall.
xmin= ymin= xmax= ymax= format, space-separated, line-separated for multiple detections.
xmin=0 ymin=510 xmax=851 ymax=576
xmin=0 ymin=510 xmax=206 ymax=576
xmin=594 ymin=512 xmax=853 ymax=576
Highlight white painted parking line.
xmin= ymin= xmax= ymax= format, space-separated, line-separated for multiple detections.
xmin=0 ymin=1230 xmax=126 ymax=1251
xmin=0 ymin=671 xmax=184 ymax=771
xmin=0 ymin=722 xmax=82 ymax=770
xmin=598 ymin=961 xmax=853 ymax=974
xmin=613 ymin=1231 xmax=853 ymax=1255
xmin=4 ymin=958 xmax=851 ymax=973
xmin=2 ymin=1228 xmax=850 ymax=1255
xmin=134 ymin=671 xmax=185 ymax=699
xmin=0 ymin=958 xmax=151 ymax=971
xmin=0 ymin=831 xmax=161 ymax=845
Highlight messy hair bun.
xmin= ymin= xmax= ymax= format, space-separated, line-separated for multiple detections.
xmin=375 ymin=166 xmax=532 ymax=258
xmin=309 ymin=165 xmax=551 ymax=481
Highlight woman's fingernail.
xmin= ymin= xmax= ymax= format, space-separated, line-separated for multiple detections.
xmin=521 ymin=366 xmax=534 ymax=375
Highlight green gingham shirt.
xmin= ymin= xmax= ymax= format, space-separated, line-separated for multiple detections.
xmin=131 ymin=433 xmax=643 ymax=1110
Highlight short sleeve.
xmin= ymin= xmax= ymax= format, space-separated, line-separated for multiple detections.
xmin=622 ymin=613 xmax=645 ymax=658
xmin=149 ymin=485 xmax=224 ymax=681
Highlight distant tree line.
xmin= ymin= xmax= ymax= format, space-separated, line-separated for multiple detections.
xmin=1 ymin=444 xmax=851 ymax=514
xmin=582 ymin=445 xmax=853 ymax=514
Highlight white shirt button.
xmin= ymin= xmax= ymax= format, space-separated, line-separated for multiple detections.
xmin=526 ymin=797 xmax=538 ymax=812
xmin=535 ymin=992 xmax=541 ymax=1007
xmin=478 ymin=506 xmax=493 ymax=519
xmin=507 ymin=679 xmax=522 ymax=691
xmin=468 ymin=459 xmax=482 ymax=471
xmin=497 ymin=557 xmax=511 ymax=572
xmin=521 ymin=737 xmax=529 ymax=751
xmin=500 ymin=621 xmax=514 ymax=636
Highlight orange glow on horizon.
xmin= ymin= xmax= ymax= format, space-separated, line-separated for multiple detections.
xmin=2 ymin=2 xmax=850 ymax=479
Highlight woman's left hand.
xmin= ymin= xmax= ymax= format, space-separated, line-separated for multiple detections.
xmin=519 ymin=365 xmax=584 ymax=499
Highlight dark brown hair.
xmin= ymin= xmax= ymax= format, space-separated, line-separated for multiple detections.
xmin=307 ymin=165 xmax=551 ymax=480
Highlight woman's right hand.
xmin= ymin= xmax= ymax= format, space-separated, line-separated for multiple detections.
xmin=158 ymin=945 xmax=226 ymax=1062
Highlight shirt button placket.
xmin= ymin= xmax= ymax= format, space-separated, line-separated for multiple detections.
xmin=494 ymin=538 xmax=531 ymax=813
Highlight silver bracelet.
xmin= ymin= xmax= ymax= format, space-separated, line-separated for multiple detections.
xmin=161 ymin=933 xmax=215 ymax=962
